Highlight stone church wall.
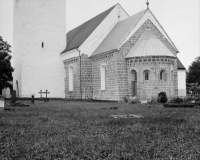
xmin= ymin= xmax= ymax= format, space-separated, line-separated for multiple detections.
xmin=115 ymin=52 xmax=129 ymax=100
xmin=64 ymin=55 xmax=93 ymax=99
xmin=91 ymin=52 xmax=119 ymax=100
xmin=127 ymin=57 xmax=176 ymax=100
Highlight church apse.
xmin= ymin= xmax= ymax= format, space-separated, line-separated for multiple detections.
xmin=126 ymin=56 xmax=176 ymax=100
xmin=119 ymin=19 xmax=178 ymax=100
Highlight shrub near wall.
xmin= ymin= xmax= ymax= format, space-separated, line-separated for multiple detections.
xmin=163 ymin=103 xmax=196 ymax=108
xmin=165 ymin=96 xmax=199 ymax=108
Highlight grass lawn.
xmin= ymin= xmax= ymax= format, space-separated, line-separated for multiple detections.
xmin=0 ymin=101 xmax=200 ymax=159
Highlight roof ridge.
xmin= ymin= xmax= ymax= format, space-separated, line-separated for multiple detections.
xmin=91 ymin=9 xmax=147 ymax=56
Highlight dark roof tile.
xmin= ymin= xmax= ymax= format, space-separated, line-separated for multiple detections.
xmin=61 ymin=4 xmax=116 ymax=53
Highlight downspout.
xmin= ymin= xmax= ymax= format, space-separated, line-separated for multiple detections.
xmin=76 ymin=48 xmax=82 ymax=100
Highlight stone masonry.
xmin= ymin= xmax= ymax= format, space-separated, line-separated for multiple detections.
xmin=64 ymin=55 xmax=92 ymax=99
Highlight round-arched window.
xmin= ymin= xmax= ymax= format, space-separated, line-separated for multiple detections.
xmin=68 ymin=66 xmax=74 ymax=91
xmin=144 ymin=70 xmax=150 ymax=80
xmin=100 ymin=65 xmax=106 ymax=90
xmin=160 ymin=70 xmax=165 ymax=80
xmin=160 ymin=69 xmax=167 ymax=81
xmin=159 ymin=69 xmax=167 ymax=81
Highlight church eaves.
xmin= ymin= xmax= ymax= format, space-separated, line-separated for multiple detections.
xmin=126 ymin=30 xmax=176 ymax=58
xmin=61 ymin=4 xmax=117 ymax=54
xmin=177 ymin=58 xmax=186 ymax=70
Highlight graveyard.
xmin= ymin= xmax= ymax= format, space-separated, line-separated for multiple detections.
xmin=1 ymin=100 xmax=200 ymax=159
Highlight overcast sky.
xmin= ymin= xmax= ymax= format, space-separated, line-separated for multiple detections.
xmin=0 ymin=0 xmax=199 ymax=69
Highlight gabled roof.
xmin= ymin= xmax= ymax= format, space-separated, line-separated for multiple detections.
xmin=177 ymin=58 xmax=186 ymax=70
xmin=126 ymin=30 xmax=176 ymax=58
xmin=61 ymin=4 xmax=117 ymax=54
xmin=92 ymin=9 xmax=147 ymax=56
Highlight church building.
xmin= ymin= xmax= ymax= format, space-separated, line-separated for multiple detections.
xmin=61 ymin=3 xmax=186 ymax=101
xmin=13 ymin=1 xmax=186 ymax=100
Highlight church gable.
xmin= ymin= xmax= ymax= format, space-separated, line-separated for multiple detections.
xmin=119 ymin=9 xmax=179 ymax=53
xmin=62 ymin=4 xmax=129 ymax=57
xmin=119 ymin=19 xmax=178 ymax=58
xmin=92 ymin=9 xmax=147 ymax=57
xmin=79 ymin=4 xmax=128 ymax=57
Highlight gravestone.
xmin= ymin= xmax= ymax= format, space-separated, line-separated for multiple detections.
xmin=0 ymin=97 xmax=5 ymax=108
xmin=31 ymin=95 xmax=34 ymax=104
xmin=141 ymin=89 xmax=148 ymax=103
xmin=11 ymin=90 xmax=17 ymax=104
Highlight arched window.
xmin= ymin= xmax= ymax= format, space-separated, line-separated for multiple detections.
xmin=131 ymin=70 xmax=137 ymax=82
xmin=130 ymin=70 xmax=137 ymax=96
xmin=144 ymin=70 xmax=149 ymax=80
xmin=171 ymin=70 xmax=174 ymax=81
xmin=160 ymin=70 xmax=164 ymax=80
xmin=100 ymin=65 xmax=106 ymax=90
xmin=68 ymin=66 xmax=74 ymax=91
xmin=160 ymin=69 xmax=167 ymax=81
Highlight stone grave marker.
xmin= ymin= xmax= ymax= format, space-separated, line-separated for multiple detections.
xmin=0 ymin=96 xmax=5 ymax=109
xmin=140 ymin=89 xmax=148 ymax=103
xmin=11 ymin=90 xmax=17 ymax=104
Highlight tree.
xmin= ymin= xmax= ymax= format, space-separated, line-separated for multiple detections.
xmin=0 ymin=36 xmax=14 ymax=94
xmin=187 ymin=56 xmax=200 ymax=95
xmin=187 ymin=56 xmax=200 ymax=85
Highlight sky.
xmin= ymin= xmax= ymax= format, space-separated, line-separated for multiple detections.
xmin=0 ymin=0 xmax=199 ymax=69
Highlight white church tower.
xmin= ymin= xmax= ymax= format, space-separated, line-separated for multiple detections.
xmin=13 ymin=0 xmax=66 ymax=98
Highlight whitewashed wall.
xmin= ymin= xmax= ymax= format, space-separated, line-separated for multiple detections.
xmin=13 ymin=0 xmax=66 ymax=98
xmin=79 ymin=4 xmax=129 ymax=57
xmin=178 ymin=70 xmax=186 ymax=97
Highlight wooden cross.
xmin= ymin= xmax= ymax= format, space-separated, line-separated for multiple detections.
xmin=146 ymin=0 xmax=149 ymax=9
xmin=38 ymin=90 xmax=50 ymax=99
xmin=44 ymin=90 xmax=50 ymax=99
xmin=38 ymin=90 xmax=44 ymax=98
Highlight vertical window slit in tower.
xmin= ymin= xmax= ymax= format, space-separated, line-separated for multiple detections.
xmin=42 ymin=42 xmax=44 ymax=48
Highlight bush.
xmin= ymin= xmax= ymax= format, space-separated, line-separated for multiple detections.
xmin=164 ymin=103 xmax=195 ymax=108
xmin=123 ymin=95 xmax=129 ymax=103
xmin=183 ymin=96 xmax=194 ymax=103
xmin=158 ymin=92 xmax=168 ymax=103
xmin=194 ymin=97 xmax=200 ymax=103
xmin=182 ymin=96 xmax=200 ymax=104
xmin=170 ymin=97 xmax=183 ymax=103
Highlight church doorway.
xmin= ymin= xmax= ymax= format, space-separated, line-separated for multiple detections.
xmin=130 ymin=70 xmax=137 ymax=96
